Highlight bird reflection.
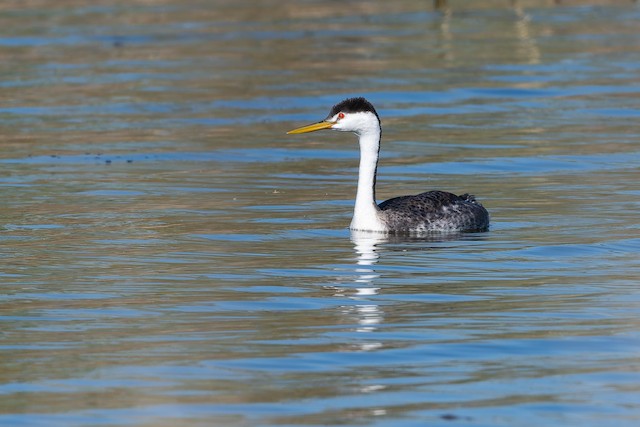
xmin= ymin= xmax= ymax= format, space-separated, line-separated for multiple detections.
xmin=349 ymin=231 xmax=387 ymax=334
xmin=327 ymin=231 xmax=387 ymax=341
xmin=331 ymin=230 xmax=484 ymax=352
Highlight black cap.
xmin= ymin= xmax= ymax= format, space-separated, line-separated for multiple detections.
xmin=326 ymin=97 xmax=380 ymax=122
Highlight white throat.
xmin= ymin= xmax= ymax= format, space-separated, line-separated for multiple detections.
xmin=349 ymin=126 xmax=387 ymax=232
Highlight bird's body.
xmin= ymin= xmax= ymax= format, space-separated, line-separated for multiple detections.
xmin=378 ymin=191 xmax=488 ymax=232
xmin=287 ymin=97 xmax=489 ymax=233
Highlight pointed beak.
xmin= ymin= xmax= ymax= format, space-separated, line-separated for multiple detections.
xmin=287 ymin=120 xmax=333 ymax=134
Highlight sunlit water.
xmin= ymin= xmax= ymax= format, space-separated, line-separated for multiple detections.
xmin=1 ymin=1 xmax=640 ymax=426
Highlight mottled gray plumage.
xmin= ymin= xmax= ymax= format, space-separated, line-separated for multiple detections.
xmin=378 ymin=190 xmax=489 ymax=233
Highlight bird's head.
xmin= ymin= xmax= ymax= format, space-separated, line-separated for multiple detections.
xmin=287 ymin=97 xmax=380 ymax=137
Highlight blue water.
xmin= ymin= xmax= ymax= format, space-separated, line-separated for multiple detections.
xmin=1 ymin=1 xmax=640 ymax=426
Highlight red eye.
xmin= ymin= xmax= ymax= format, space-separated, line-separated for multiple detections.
xmin=338 ymin=112 xmax=345 ymax=119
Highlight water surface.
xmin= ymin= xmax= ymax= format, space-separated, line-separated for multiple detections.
xmin=1 ymin=1 xmax=640 ymax=426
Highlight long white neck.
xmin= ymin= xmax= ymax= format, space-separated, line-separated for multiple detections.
xmin=350 ymin=128 xmax=387 ymax=232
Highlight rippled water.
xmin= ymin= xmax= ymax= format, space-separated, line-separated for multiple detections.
xmin=2 ymin=1 xmax=640 ymax=426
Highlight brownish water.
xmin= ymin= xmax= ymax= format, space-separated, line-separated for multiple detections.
xmin=1 ymin=1 xmax=640 ymax=426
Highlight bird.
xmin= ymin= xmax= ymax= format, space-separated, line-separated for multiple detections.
xmin=287 ymin=97 xmax=489 ymax=233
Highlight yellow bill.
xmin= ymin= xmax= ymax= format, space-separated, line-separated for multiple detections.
xmin=287 ymin=121 xmax=333 ymax=134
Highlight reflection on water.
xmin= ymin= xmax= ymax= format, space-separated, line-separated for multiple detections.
xmin=513 ymin=3 xmax=541 ymax=65
xmin=349 ymin=231 xmax=384 ymax=335
xmin=2 ymin=1 xmax=640 ymax=426
xmin=436 ymin=0 xmax=541 ymax=67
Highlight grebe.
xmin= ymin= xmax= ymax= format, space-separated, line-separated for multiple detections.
xmin=287 ymin=97 xmax=489 ymax=233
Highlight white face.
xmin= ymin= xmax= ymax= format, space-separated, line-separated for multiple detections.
xmin=327 ymin=111 xmax=380 ymax=135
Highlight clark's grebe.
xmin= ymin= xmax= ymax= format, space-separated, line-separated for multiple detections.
xmin=287 ymin=97 xmax=489 ymax=233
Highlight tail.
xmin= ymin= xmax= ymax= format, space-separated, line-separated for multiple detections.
xmin=460 ymin=193 xmax=481 ymax=205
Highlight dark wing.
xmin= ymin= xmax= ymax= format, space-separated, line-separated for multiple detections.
xmin=378 ymin=190 xmax=489 ymax=232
